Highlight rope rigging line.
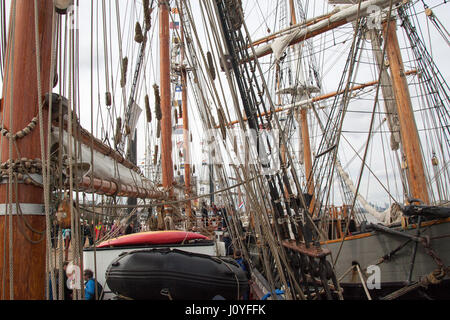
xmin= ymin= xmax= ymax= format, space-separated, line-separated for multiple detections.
xmin=333 ymin=0 xmax=396 ymax=267
xmin=1 ymin=0 xmax=17 ymax=299
xmin=0 ymin=0 xmax=448 ymax=301
xmin=398 ymin=3 xmax=450 ymax=147
xmin=209 ymin=0 xmax=349 ymax=300
xmin=310 ymin=16 xmax=367 ymax=224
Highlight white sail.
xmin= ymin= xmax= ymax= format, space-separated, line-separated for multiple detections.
xmin=52 ymin=128 xmax=156 ymax=190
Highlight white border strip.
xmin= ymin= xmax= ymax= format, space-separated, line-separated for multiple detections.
xmin=0 ymin=203 xmax=45 ymax=215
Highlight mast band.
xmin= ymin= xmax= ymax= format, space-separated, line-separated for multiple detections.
xmin=0 ymin=203 xmax=45 ymax=215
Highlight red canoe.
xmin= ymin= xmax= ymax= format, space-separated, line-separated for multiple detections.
xmin=97 ymin=230 xmax=209 ymax=248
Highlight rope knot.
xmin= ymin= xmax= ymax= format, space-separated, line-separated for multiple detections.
xmin=421 ymin=268 xmax=446 ymax=287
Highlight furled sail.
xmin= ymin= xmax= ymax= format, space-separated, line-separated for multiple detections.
xmin=51 ymin=127 xmax=165 ymax=199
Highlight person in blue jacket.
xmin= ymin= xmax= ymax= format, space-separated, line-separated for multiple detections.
xmin=84 ymin=269 xmax=102 ymax=300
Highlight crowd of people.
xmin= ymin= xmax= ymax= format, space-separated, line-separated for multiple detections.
xmin=50 ymin=202 xmax=236 ymax=253
xmin=50 ymin=219 xmax=145 ymax=253
xmin=199 ymin=202 xmax=230 ymax=229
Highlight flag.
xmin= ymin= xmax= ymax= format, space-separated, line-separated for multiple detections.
xmin=173 ymin=124 xmax=183 ymax=135
xmin=238 ymin=201 xmax=245 ymax=210
xmin=172 ymin=99 xmax=182 ymax=107
xmin=171 ymin=7 xmax=179 ymax=14
xmin=169 ymin=21 xmax=180 ymax=29
xmin=175 ymin=85 xmax=182 ymax=92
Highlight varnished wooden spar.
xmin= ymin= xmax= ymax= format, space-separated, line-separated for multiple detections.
xmin=0 ymin=0 xmax=53 ymax=300
xmin=383 ymin=19 xmax=430 ymax=204
xmin=250 ymin=13 xmax=333 ymax=47
xmin=159 ymin=1 xmax=173 ymax=194
xmin=250 ymin=19 xmax=346 ymax=60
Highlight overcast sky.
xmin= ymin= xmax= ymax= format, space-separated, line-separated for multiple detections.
xmin=2 ymin=0 xmax=448 ymax=207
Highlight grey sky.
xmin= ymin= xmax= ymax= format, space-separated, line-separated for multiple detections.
xmin=1 ymin=0 xmax=448 ymax=207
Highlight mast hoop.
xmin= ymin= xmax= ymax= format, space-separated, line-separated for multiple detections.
xmin=0 ymin=203 xmax=45 ymax=215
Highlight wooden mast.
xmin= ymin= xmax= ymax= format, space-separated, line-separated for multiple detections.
xmin=289 ymin=0 xmax=315 ymax=210
xmin=159 ymin=1 xmax=174 ymax=226
xmin=0 ymin=0 xmax=53 ymax=299
xmin=383 ymin=19 xmax=430 ymax=204
xmin=179 ymin=4 xmax=192 ymax=227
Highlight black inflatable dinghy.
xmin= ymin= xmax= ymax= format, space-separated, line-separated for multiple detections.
xmin=106 ymin=248 xmax=249 ymax=300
